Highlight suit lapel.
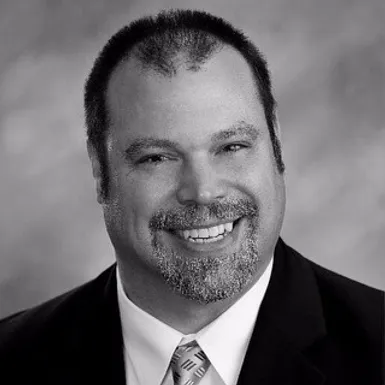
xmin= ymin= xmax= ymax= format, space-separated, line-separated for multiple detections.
xmin=68 ymin=265 xmax=126 ymax=385
xmin=236 ymin=239 xmax=327 ymax=385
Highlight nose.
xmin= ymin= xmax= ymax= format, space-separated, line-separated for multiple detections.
xmin=176 ymin=158 xmax=226 ymax=206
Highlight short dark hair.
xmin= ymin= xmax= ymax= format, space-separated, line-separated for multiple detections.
xmin=84 ymin=9 xmax=285 ymax=201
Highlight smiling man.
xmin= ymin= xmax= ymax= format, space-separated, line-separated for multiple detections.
xmin=0 ymin=9 xmax=383 ymax=385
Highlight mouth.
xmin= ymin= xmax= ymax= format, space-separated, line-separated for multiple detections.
xmin=164 ymin=217 xmax=244 ymax=251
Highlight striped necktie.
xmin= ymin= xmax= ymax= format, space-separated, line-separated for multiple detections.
xmin=170 ymin=340 xmax=211 ymax=385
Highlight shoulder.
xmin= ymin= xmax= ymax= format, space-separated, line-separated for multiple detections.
xmin=0 ymin=264 xmax=116 ymax=355
xmin=284 ymin=242 xmax=384 ymax=347
xmin=286 ymin=242 xmax=383 ymax=309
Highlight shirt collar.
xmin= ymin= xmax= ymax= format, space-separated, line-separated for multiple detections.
xmin=117 ymin=257 xmax=273 ymax=385
xmin=117 ymin=270 xmax=183 ymax=385
xmin=195 ymin=257 xmax=273 ymax=384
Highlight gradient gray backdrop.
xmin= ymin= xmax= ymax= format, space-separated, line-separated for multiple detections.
xmin=1 ymin=0 xmax=384 ymax=318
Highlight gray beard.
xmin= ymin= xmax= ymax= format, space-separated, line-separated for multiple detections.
xmin=151 ymin=217 xmax=260 ymax=304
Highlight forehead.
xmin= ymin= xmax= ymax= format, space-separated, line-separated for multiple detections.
xmin=106 ymin=48 xmax=266 ymax=146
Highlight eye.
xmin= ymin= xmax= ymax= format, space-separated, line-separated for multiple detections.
xmin=138 ymin=154 xmax=168 ymax=165
xmin=220 ymin=143 xmax=248 ymax=153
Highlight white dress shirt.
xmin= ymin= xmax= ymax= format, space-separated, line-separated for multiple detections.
xmin=117 ymin=257 xmax=273 ymax=385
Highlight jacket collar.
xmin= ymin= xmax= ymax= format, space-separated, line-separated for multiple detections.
xmin=236 ymin=238 xmax=327 ymax=385
xmin=70 ymin=264 xmax=126 ymax=385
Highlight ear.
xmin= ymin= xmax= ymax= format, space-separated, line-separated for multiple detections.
xmin=274 ymin=110 xmax=282 ymax=142
xmin=87 ymin=141 xmax=104 ymax=205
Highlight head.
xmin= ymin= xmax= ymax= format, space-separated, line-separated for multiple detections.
xmin=85 ymin=9 xmax=286 ymax=304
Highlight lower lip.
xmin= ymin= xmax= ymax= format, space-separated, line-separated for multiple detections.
xmin=164 ymin=218 xmax=245 ymax=253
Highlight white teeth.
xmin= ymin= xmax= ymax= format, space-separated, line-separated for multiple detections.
xmin=188 ymin=234 xmax=225 ymax=243
xmin=178 ymin=221 xmax=236 ymax=240
xmin=208 ymin=226 xmax=219 ymax=237
xmin=190 ymin=229 xmax=199 ymax=238
xmin=197 ymin=228 xmax=209 ymax=238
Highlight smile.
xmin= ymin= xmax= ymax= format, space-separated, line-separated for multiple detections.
xmin=167 ymin=217 xmax=243 ymax=247
xmin=176 ymin=221 xmax=235 ymax=243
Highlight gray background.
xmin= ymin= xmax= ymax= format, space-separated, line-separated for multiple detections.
xmin=1 ymin=0 xmax=384 ymax=318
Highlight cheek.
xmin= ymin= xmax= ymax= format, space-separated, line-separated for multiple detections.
xmin=257 ymin=169 xmax=285 ymax=238
xmin=233 ymin=150 xmax=283 ymax=218
xmin=224 ymin=149 xmax=270 ymax=191
xmin=116 ymin=171 xmax=172 ymax=226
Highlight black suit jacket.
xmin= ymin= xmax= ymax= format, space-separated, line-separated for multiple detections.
xmin=0 ymin=238 xmax=383 ymax=385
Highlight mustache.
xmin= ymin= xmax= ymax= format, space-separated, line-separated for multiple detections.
xmin=149 ymin=198 xmax=258 ymax=231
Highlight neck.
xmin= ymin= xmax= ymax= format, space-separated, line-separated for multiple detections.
xmin=116 ymin=257 xmax=270 ymax=334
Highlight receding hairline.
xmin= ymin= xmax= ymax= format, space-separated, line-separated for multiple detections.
xmin=107 ymin=31 xmax=227 ymax=79
xmin=105 ymin=44 xmax=261 ymax=123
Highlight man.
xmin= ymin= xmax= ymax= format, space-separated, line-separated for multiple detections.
xmin=0 ymin=9 xmax=383 ymax=385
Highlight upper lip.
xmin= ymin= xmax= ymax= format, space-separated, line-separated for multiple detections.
xmin=167 ymin=217 xmax=242 ymax=231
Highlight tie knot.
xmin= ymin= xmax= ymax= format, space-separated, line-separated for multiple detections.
xmin=170 ymin=341 xmax=210 ymax=385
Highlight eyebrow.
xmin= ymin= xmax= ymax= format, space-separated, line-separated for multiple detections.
xmin=211 ymin=123 xmax=259 ymax=142
xmin=124 ymin=121 xmax=260 ymax=160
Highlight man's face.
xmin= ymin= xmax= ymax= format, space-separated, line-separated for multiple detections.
xmin=100 ymin=48 xmax=285 ymax=303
